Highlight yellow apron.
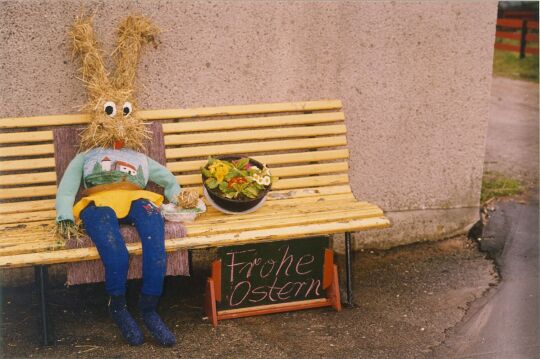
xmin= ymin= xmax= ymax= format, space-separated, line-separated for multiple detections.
xmin=73 ymin=189 xmax=164 ymax=223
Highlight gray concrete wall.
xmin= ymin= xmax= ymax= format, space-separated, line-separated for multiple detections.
xmin=0 ymin=0 xmax=497 ymax=256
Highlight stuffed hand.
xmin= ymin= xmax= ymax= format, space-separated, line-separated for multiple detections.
xmin=55 ymin=220 xmax=82 ymax=241
xmin=176 ymin=190 xmax=199 ymax=209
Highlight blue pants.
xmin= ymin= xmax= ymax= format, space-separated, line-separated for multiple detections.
xmin=80 ymin=199 xmax=166 ymax=296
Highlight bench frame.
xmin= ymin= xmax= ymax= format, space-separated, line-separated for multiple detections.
xmin=0 ymin=99 xmax=389 ymax=346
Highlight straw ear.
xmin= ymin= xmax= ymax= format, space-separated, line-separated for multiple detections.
xmin=112 ymin=15 xmax=159 ymax=94
xmin=69 ymin=15 xmax=112 ymax=102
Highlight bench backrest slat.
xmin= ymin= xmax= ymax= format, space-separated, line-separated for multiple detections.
xmin=0 ymin=158 xmax=55 ymax=171
xmin=174 ymin=163 xmax=349 ymax=187
xmin=0 ymin=172 xmax=55 ymax=186
xmin=0 ymin=100 xmax=342 ymax=128
xmin=167 ymin=149 xmax=349 ymax=172
xmin=161 ymin=112 xmax=345 ymax=133
xmin=165 ymin=136 xmax=347 ymax=159
xmin=2 ymin=144 xmax=54 ymax=157
xmin=0 ymin=112 xmax=345 ymax=146
xmin=0 ymin=130 xmax=53 ymax=144
xmin=165 ymin=124 xmax=347 ymax=146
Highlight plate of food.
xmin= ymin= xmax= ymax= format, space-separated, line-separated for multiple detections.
xmin=161 ymin=190 xmax=206 ymax=222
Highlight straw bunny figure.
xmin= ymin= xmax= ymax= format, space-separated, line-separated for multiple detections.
xmin=56 ymin=15 xmax=179 ymax=346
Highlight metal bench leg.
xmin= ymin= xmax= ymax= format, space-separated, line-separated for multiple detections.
xmin=344 ymin=232 xmax=354 ymax=307
xmin=34 ymin=265 xmax=52 ymax=346
xmin=188 ymin=249 xmax=194 ymax=275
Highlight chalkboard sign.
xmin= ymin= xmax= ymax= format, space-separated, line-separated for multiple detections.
xmin=203 ymin=236 xmax=341 ymax=327
xmin=218 ymin=236 xmax=327 ymax=310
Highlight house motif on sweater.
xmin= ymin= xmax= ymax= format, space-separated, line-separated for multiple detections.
xmin=99 ymin=157 xmax=137 ymax=176
xmin=101 ymin=156 xmax=112 ymax=171
xmin=82 ymin=148 xmax=150 ymax=189
xmin=115 ymin=161 xmax=138 ymax=176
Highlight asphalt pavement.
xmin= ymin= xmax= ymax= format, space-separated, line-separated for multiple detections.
xmin=432 ymin=76 xmax=539 ymax=358
xmin=432 ymin=190 xmax=539 ymax=358
xmin=484 ymin=76 xmax=539 ymax=185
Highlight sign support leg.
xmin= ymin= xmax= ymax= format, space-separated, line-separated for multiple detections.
xmin=328 ymin=264 xmax=342 ymax=311
xmin=204 ymin=278 xmax=218 ymax=328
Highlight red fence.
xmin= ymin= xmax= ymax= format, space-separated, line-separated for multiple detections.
xmin=495 ymin=18 xmax=539 ymax=58
xmin=499 ymin=9 xmax=538 ymax=21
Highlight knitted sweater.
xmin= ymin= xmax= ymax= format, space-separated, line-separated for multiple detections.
xmin=55 ymin=148 xmax=181 ymax=223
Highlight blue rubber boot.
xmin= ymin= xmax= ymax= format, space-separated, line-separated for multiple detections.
xmin=109 ymin=296 xmax=144 ymax=346
xmin=139 ymin=294 xmax=176 ymax=346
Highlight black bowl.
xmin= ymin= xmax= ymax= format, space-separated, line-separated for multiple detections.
xmin=202 ymin=156 xmax=271 ymax=213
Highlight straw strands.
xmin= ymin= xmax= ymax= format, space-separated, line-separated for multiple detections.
xmin=69 ymin=14 xmax=159 ymax=151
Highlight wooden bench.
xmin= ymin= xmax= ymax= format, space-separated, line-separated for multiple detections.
xmin=0 ymin=99 xmax=390 ymax=343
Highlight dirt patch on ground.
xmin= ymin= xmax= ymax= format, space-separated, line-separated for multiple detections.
xmin=1 ymin=236 xmax=497 ymax=358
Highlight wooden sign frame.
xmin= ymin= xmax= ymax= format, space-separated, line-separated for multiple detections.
xmin=204 ymin=248 xmax=341 ymax=327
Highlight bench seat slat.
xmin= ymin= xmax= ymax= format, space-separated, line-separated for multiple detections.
xmin=0 ymin=185 xmax=354 ymax=218
xmin=187 ymin=208 xmax=384 ymax=236
xmin=164 ymin=124 xmax=346 ymax=145
xmin=0 ymin=242 xmax=60 ymax=256
xmin=0 ymin=198 xmax=378 ymax=241
xmin=0 ymin=202 xmax=384 ymax=253
xmin=0 ymin=236 xmax=56 ymax=247
xmin=199 ymin=194 xmax=359 ymax=217
xmin=0 ymin=220 xmax=54 ymax=232
xmin=196 ymin=200 xmax=377 ymax=223
xmin=166 ymin=136 xmax=347 ymax=159
xmin=0 ymin=192 xmax=359 ymax=225
xmin=180 ymin=217 xmax=391 ymax=251
xmin=0 ymin=197 xmax=374 ymax=243
xmin=167 ymin=149 xmax=349 ymax=173
xmin=0 ymin=199 xmax=378 ymax=241
xmin=0 ymin=216 xmax=389 ymax=268
xmin=0 ymin=210 xmax=57 ymax=225
xmin=0 ymin=206 xmax=384 ymax=256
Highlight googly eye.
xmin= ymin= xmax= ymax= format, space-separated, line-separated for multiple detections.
xmin=103 ymin=101 xmax=116 ymax=117
xmin=122 ymin=102 xmax=133 ymax=117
